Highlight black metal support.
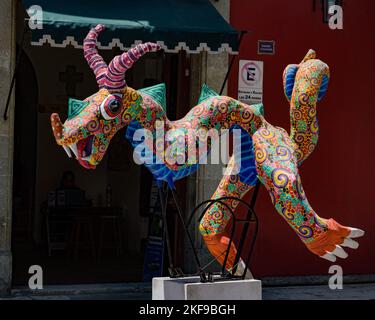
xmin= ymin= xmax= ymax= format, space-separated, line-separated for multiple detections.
xmin=219 ymin=30 xmax=247 ymax=95
xmin=158 ymin=179 xmax=260 ymax=283
xmin=157 ymin=184 xmax=175 ymax=273
xmin=170 ymin=188 xmax=202 ymax=271
xmin=3 ymin=21 xmax=28 ymax=121
xmin=192 ymin=195 xmax=259 ymax=279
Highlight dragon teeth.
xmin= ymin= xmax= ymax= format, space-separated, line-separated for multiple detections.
xmin=69 ymin=142 xmax=79 ymax=158
xmin=62 ymin=145 xmax=72 ymax=158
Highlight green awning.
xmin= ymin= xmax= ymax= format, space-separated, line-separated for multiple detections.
xmin=23 ymin=0 xmax=239 ymax=54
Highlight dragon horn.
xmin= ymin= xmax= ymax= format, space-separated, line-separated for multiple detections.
xmin=83 ymin=24 xmax=108 ymax=88
xmin=105 ymin=43 xmax=162 ymax=91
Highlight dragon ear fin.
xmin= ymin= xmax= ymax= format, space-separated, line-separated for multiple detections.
xmin=317 ymin=74 xmax=329 ymax=102
xmin=283 ymin=64 xmax=299 ymax=102
xmin=138 ymin=83 xmax=167 ymax=113
xmin=68 ymin=98 xmax=89 ymax=120
xmin=198 ymin=84 xmax=219 ymax=104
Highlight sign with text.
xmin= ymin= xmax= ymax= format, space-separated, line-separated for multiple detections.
xmin=238 ymin=60 xmax=263 ymax=105
xmin=257 ymin=40 xmax=275 ymax=55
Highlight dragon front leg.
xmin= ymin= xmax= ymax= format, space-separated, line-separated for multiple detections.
xmin=253 ymin=124 xmax=364 ymax=262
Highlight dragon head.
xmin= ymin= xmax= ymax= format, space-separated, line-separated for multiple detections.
xmin=50 ymin=24 xmax=161 ymax=169
xmin=282 ymin=49 xmax=330 ymax=105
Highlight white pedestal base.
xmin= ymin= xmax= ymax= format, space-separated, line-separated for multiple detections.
xmin=152 ymin=276 xmax=262 ymax=300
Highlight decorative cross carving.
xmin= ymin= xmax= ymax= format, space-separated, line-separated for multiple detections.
xmin=59 ymin=65 xmax=83 ymax=98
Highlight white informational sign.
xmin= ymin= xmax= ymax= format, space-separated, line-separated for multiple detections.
xmin=238 ymin=60 xmax=263 ymax=105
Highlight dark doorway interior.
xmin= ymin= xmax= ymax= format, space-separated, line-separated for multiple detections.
xmin=12 ymin=47 xmax=38 ymax=244
xmin=11 ymin=46 xmax=190 ymax=286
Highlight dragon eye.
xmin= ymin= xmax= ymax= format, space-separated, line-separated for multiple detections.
xmin=100 ymin=94 xmax=123 ymax=120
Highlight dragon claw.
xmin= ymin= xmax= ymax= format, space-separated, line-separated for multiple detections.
xmin=306 ymin=219 xmax=364 ymax=261
xmin=321 ymin=252 xmax=337 ymax=262
xmin=341 ymin=238 xmax=359 ymax=249
xmin=321 ymin=244 xmax=348 ymax=262
xmin=320 ymin=229 xmax=364 ymax=262
xmin=331 ymin=245 xmax=348 ymax=259
xmin=348 ymin=227 xmax=365 ymax=238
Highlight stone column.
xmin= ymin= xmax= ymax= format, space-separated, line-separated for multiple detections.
xmin=185 ymin=0 xmax=230 ymax=272
xmin=0 ymin=0 xmax=16 ymax=294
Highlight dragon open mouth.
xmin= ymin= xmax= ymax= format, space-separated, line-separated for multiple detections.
xmin=62 ymin=135 xmax=96 ymax=169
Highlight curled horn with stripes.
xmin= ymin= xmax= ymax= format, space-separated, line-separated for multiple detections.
xmin=83 ymin=24 xmax=108 ymax=88
xmin=106 ymin=42 xmax=161 ymax=91
xmin=83 ymin=24 xmax=162 ymax=92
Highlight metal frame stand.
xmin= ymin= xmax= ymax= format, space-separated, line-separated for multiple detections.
xmin=155 ymin=180 xmax=260 ymax=283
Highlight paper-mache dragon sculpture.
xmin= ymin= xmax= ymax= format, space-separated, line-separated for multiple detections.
xmin=51 ymin=25 xmax=364 ymax=273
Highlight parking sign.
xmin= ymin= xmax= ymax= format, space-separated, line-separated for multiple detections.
xmin=238 ymin=60 xmax=264 ymax=105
